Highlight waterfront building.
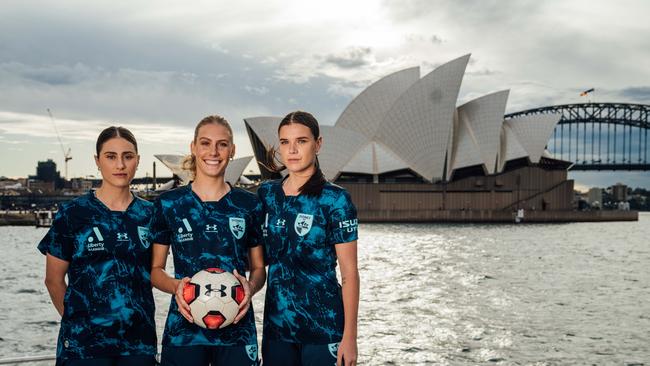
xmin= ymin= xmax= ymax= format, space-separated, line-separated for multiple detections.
xmin=28 ymin=159 xmax=64 ymax=190
xmin=612 ymin=183 xmax=628 ymax=202
xmin=587 ymin=187 xmax=603 ymax=205
xmin=244 ymin=55 xmax=636 ymax=222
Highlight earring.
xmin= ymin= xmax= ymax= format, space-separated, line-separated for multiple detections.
xmin=229 ymin=156 xmax=234 ymax=161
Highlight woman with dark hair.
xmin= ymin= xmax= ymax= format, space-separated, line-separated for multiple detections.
xmin=258 ymin=111 xmax=360 ymax=366
xmin=38 ymin=126 xmax=157 ymax=366
xmin=150 ymin=115 xmax=265 ymax=366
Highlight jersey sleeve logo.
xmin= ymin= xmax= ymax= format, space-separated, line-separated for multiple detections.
xmin=137 ymin=226 xmax=151 ymax=249
xmin=229 ymin=217 xmax=246 ymax=239
xmin=294 ymin=213 xmax=314 ymax=236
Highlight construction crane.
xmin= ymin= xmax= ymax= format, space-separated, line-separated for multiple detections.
xmin=47 ymin=108 xmax=72 ymax=180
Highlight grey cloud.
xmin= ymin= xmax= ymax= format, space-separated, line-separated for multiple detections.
xmin=19 ymin=63 xmax=97 ymax=85
xmin=324 ymin=47 xmax=373 ymax=69
xmin=466 ymin=68 xmax=499 ymax=76
xmin=327 ymin=79 xmax=369 ymax=98
xmin=405 ymin=34 xmax=444 ymax=44
xmin=383 ymin=0 xmax=542 ymax=24
xmin=244 ymin=85 xmax=270 ymax=96
xmin=620 ymin=87 xmax=650 ymax=102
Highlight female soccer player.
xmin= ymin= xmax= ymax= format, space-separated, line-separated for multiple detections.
xmin=150 ymin=115 xmax=265 ymax=366
xmin=258 ymin=111 xmax=360 ymax=366
xmin=39 ymin=126 xmax=157 ymax=366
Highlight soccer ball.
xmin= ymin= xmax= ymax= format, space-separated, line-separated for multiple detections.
xmin=183 ymin=268 xmax=245 ymax=329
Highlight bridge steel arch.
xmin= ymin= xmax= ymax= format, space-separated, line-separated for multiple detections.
xmin=505 ymin=103 xmax=650 ymax=171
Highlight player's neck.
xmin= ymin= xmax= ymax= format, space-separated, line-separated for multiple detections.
xmin=192 ymin=174 xmax=230 ymax=202
xmin=94 ymin=184 xmax=133 ymax=211
xmin=283 ymin=168 xmax=315 ymax=196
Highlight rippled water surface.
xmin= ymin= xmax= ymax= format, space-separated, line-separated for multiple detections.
xmin=1 ymin=214 xmax=649 ymax=365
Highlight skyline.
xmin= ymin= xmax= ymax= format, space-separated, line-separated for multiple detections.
xmin=1 ymin=1 xmax=649 ymax=188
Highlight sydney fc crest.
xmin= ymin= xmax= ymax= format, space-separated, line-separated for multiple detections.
xmin=328 ymin=342 xmax=339 ymax=358
xmin=229 ymin=217 xmax=246 ymax=239
xmin=137 ymin=226 xmax=150 ymax=249
xmin=294 ymin=213 xmax=313 ymax=236
xmin=245 ymin=344 xmax=258 ymax=362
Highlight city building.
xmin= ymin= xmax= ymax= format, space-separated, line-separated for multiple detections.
xmin=28 ymin=159 xmax=64 ymax=189
xmin=587 ymin=187 xmax=603 ymax=205
xmin=611 ymin=183 xmax=628 ymax=202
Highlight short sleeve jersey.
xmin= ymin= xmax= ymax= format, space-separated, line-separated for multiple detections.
xmin=149 ymin=184 xmax=263 ymax=347
xmin=37 ymin=192 xmax=156 ymax=362
xmin=258 ymin=180 xmax=358 ymax=344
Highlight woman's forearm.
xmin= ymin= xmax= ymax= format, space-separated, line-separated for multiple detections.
xmin=45 ymin=278 xmax=66 ymax=316
xmin=341 ymin=268 xmax=360 ymax=338
xmin=248 ymin=267 xmax=267 ymax=296
xmin=151 ymin=267 xmax=180 ymax=295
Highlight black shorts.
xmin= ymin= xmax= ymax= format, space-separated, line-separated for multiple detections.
xmin=59 ymin=355 xmax=156 ymax=366
xmin=160 ymin=344 xmax=259 ymax=366
xmin=261 ymin=339 xmax=339 ymax=366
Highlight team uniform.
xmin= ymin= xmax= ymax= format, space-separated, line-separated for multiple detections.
xmin=37 ymin=192 xmax=157 ymax=366
xmin=257 ymin=179 xmax=358 ymax=365
xmin=149 ymin=183 xmax=263 ymax=366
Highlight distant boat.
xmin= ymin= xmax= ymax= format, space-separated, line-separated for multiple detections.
xmin=515 ymin=208 xmax=525 ymax=223
xmin=34 ymin=210 xmax=55 ymax=227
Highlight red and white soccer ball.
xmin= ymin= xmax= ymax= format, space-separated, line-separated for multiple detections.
xmin=183 ymin=268 xmax=245 ymax=329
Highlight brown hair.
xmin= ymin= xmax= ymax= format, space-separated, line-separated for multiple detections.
xmin=96 ymin=126 xmax=138 ymax=155
xmin=265 ymin=111 xmax=327 ymax=196
xmin=182 ymin=115 xmax=234 ymax=179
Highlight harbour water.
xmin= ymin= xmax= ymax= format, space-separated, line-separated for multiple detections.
xmin=0 ymin=214 xmax=648 ymax=365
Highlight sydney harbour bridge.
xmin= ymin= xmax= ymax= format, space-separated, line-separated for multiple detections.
xmin=506 ymin=103 xmax=650 ymax=171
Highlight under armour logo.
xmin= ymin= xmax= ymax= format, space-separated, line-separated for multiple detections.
xmin=117 ymin=233 xmax=129 ymax=241
xmin=205 ymin=283 xmax=227 ymax=297
xmin=276 ymin=219 xmax=286 ymax=226
xmin=205 ymin=224 xmax=218 ymax=232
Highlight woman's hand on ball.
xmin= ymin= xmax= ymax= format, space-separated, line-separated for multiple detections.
xmin=175 ymin=277 xmax=194 ymax=323
xmin=232 ymin=269 xmax=251 ymax=324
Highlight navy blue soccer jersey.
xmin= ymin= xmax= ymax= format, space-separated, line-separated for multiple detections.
xmin=37 ymin=192 xmax=157 ymax=362
xmin=149 ymin=184 xmax=263 ymax=347
xmin=258 ymin=179 xmax=358 ymax=344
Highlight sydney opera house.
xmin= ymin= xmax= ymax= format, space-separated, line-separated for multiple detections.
xmin=242 ymin=54 xmax=593 ymax=222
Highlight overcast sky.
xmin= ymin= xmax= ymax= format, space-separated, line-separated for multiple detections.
xmin=1 ymin=0 xmax=649 ymax=188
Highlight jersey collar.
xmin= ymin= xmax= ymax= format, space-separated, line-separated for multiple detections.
xmin=187 ymin=182 xmax=233 ymax=212
xmin=88 ymin=190 xmax=138 ymax=215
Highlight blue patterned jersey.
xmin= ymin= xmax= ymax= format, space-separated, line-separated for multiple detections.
xmin=37 ymin=192 xmax=157 ymax=362
xmin=150 ymin=184 xmax=263 ymax=347
xmin=258 ymin=179 xmax=358 ymax=344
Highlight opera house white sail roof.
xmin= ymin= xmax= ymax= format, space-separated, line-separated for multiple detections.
xmin=245 ymin=54 xmax=562 ymax=182
xmin=449 ymin=90 xmax=510 ymax=177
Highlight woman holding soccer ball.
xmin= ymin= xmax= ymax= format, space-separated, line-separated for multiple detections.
xmin=150 ymin=115 xmax=266 ymax=366
xmin=39 ymin=127 xmax=157 ymax=366
xmin=258 ymin=111 xmax=360 ymax=366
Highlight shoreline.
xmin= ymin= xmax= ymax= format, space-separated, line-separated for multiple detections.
xmin=1 ymin=209 xmax=639 ymax=226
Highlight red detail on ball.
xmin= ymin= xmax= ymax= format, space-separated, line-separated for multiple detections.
xmin=203 ymin=311 xmax=226 ymax=329
xmin=233 ymin=284 xmax=245 ymax=305
xmin=205 ymin=268 xmax=225 ymax=273
xmin=183 ymin=283 xmax=200 ymax=305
